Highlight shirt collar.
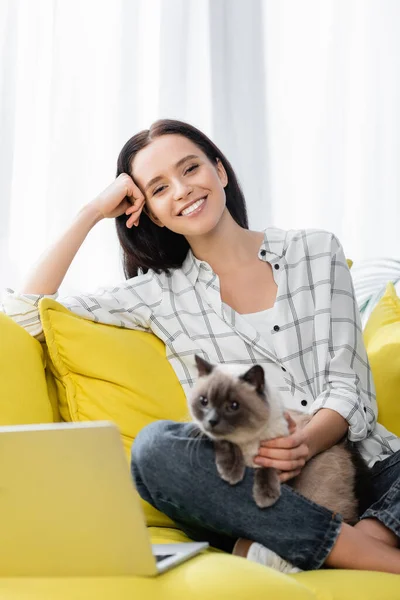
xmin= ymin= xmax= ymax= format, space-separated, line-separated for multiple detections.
xmin=181 ymin=248 xmax=207 ymax=287
xmin=181 ymin=227 xmax=287 ymax=286
xmin=258 ymin=227 xmax=287 ymax=262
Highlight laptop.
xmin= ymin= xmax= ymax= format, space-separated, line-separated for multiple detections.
xmin=0 ymin=420 xmax=208 ymax=576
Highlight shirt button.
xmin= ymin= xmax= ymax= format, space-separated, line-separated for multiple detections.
xmin=274 ymin=264 xmax=280 ymax=270
xmin=273 ymin=325 xmax=280 ymax=332
xmin=301 ymin=400 xmax=308 ymax=407
xmin=260 ymin=249 xmax=267 ymax=257
xmin=281 ymin=366 xmax=286 ymax=372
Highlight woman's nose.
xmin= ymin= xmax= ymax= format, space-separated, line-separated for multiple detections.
xmin=173 ymin=181 xmax=193 ymax=201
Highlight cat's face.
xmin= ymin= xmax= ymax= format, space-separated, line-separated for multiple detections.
xmin=189 ymin=356 xmax=270 ymax=442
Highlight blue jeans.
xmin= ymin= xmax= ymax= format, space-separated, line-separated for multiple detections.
xmin=131 ymin=420 xmax=400 ymax=571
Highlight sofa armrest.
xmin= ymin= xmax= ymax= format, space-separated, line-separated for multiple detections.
xmin=0 ymin=312 xmax=54 ymax=424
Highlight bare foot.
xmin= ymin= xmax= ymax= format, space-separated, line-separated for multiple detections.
xmin=232 ymin=538 xmax=253 ymax=557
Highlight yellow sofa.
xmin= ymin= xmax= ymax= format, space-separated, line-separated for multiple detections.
xmin=1 ymin=289 xmax=400 ymax=600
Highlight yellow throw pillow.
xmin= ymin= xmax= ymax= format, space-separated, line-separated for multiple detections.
xmin=363 ymin=282 xmax=400 ymax=436
xmin=0 ymin=311 xmax=54 ymax=425
xmin=39 ymin=298 xmax=189 ymax=527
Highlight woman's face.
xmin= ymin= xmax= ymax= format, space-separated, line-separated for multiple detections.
xmin=131 ymin=134 xmax=228 ymax=236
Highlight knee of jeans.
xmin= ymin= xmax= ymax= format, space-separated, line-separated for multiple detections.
xmin=131 ymin=420 xmax=173 ymax=477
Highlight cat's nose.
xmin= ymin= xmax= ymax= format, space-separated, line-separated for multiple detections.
xmin=208 ymin=417 xmax=220 ymax=428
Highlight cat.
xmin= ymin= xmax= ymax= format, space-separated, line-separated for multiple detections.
xmin=188 ymin=355 xmax=369 ymax=524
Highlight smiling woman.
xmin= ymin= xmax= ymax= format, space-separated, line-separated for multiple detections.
xmin=115 ymin=119 xmax=248 ymax=277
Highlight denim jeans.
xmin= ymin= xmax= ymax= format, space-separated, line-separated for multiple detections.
xmin=131 ymin=420 xmax=400 ymax=571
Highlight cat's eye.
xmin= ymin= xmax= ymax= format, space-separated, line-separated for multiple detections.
xmin=230 ymin=401 xmax=240 ymax=411
xmin=199 ymin=395 xmax=208 ymax=407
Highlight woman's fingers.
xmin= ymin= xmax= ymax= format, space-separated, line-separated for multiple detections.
xmin=260 ymin=430 xmax=304 ymax=449
xmin=126 ymin=211 xmax=141 ymax=228
xmin=125 ymin=198 xmax=145 ymax=228
xmin=254 ymin=455 xmax=306 ymax=471
xmin=125 ymin=200 xmax=144 ymax=215
xmin=126 ymin=215 xmax=137 ymax=228
xmin=254 ymin=440 xmax=309 ymax=471
xmin=124 ymin=175 xmax=145 ymax=204
xmin=126 ymin=212 xmax=140 ymax=227
xmin=279 ymin=469 xmax=302 ymax=483
xmin=284 ymin=411 xmax=297 ymax=434
xmin=122 ymin=175 xmax=146 ymax=227
xmin=257 ymin=443 xmax=309 ymax=461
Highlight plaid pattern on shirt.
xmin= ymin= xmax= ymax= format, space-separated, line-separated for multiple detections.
xmin=3 ymin=227 xmax=400 ymax=467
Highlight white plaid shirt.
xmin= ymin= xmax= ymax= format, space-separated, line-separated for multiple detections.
xmin=3 ymin=227 xmax=400 ymax=467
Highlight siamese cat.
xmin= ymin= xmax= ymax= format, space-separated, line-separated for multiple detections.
xmin=189 ymin=355 xmax=368 ymax=524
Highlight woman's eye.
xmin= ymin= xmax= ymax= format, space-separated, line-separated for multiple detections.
xmin=199 ymin=395 xmax=208 ymax=407
xmin=152 ymin=164 xmax=198 ymax=195
xmin=185 ymin=164 xmax=198 ymax=175
xmin=153 ymin=185 xmax=165 ymax=196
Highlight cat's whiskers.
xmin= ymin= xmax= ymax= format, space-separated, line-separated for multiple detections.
xmin=184 ymin=423 xmax=208 ymax=468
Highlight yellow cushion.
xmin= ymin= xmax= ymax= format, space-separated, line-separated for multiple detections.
xmin=43 ymin=347 xmax=62 ymax=422
xmin=0 ymin=311 xmax=54 ymax=425
xmin=39 ymin=299 xmax=189 ymax=527
xmin=363 ymin=282 xmax=400 ymax=436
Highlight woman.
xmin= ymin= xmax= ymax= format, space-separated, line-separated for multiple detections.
xmin=3 ymin=119 xmax=400 ymax=573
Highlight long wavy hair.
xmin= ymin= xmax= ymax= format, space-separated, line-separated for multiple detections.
xmin=115 ymin=119 xmax=249 ymax=278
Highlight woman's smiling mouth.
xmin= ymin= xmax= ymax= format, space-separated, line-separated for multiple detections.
xmin=179 ymin=196 xmax=208 ymax=217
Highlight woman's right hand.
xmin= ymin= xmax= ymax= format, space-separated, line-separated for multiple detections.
xmin=90 ymin=173 xmax=146 ymax=228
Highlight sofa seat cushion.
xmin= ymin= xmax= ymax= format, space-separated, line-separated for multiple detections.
xmin=293 ymin=570 xmax=400 ymax=600
xmin=0 ymin=554 xmax=316 ymax=600
xmin=0 ymin=553 xmax=398 ymax=600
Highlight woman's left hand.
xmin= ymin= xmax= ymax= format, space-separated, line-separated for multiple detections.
xmin=254 ymin=413 xmax=310 ymax=482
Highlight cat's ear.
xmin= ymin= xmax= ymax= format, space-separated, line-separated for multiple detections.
xmin=240 ymin=365 xmax=265 ymax=394
xmin=195 ymin=355 xmax=214 ymax=377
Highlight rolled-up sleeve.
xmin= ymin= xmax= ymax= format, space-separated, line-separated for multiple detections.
xmin=310 ymin=235 xmax=377 ymax=442
xmin=1 ymin=273 xmax=160 ymax=340
xmin=1 ymin=289 xmax=58 ymax=340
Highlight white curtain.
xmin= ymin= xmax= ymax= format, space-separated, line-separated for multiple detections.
xmin=1 ymin=0 xmax=400 ymax=295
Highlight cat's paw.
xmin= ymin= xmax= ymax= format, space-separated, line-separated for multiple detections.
xmin=214 ymin=440 xmax=245 ymax=485
xmin=216 ymin=461 xmax=245 ymax=485
xmin=253 ymin=468 xmax=281 ymax=508
xmin=253 ymin=488 xmax=280 ymax=508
